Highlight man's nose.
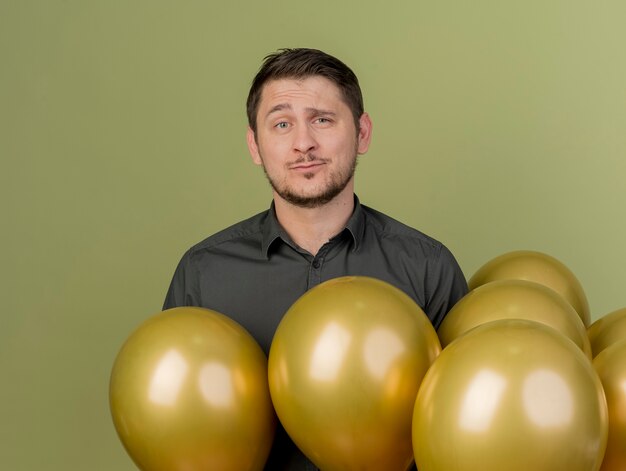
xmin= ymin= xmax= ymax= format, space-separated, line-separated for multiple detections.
xmin=292 ymin=124 xmax=317 ymax=154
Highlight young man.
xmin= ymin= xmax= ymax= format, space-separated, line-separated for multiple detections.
xmin=164 ymin=48 xmax=467 ymax=470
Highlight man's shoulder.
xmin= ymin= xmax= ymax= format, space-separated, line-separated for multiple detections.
xmin=185 ymin=210 xmax=269 ymax=257
xmin=360 ymin=204 xmax=443 ymax=252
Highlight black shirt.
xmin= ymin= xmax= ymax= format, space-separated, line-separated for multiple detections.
xmin=163 ymin=195 xmax=468 ymax=470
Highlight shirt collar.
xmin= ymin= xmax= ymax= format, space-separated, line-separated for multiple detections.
xmin=261 ymin=202 xmax=285 ymax=259
xmin=344 ymin=195 xmax=365 ymax=252
xmin=260 ymin=195 xmax=365 ymax=259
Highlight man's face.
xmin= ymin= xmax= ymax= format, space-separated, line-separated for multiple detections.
xmin=247 ymin=76 xmax=372 ymax=208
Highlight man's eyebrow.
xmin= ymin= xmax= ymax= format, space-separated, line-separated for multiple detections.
xmin=306 ymin=107 xmax=336 ymax=116
xmin=265 ymin=104 xmax=337 ymax=119
xmin=266 ymin=103 xmax=292 ymax=118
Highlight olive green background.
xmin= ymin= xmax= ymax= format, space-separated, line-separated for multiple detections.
xmin=2 ymin=1 xmax=625 ymax=469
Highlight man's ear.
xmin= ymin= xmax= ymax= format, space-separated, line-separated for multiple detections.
xmin=247 ymin=127 xmax=262 ymax=165
xmin=357 ymin=112 xmax=373 ymax=155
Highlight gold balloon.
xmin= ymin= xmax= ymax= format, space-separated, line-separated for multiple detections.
xmin=469 ymin=250 xmax=591 ymax=326
xmin=593 ymin=340 xmax=626 ymax=471
xmin=110 ymin=307 xmax=276 ymax=471
xmin=438 ymin=279 xmax=592 ymax=357
xmin=413 ymin=319 xmax=608 ymax=471
xmin=588 ymin=307 xmax=626 ymax=358
xmin=268 ymin=276 xmax=441 ymax=471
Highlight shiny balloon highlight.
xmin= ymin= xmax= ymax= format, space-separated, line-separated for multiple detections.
xmin=413 ymin=319 xmax=608 ymax=471
xmin=269 ymin=276 xmax=441 ymax=471
xmin=109 ymin=307 xmax=276 ymax=471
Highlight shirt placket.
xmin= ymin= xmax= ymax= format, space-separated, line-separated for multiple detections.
xmin=307 ymin=243 xmax=331 ymax=289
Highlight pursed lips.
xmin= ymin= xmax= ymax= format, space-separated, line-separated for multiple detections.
xmin=291 ymin=162 xmax=325 ymax=170
xmin=289 ymin=157 xmax=328 ymax=171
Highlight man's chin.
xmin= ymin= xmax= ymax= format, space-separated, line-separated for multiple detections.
xmin=279 ymin=189 xmax=343 ymax=209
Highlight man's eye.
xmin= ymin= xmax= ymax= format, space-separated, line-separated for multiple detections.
xmin=275 ymin=122 xmax=289 ymax=129
xmin=316 ymin=118 xmax=330 ymax=124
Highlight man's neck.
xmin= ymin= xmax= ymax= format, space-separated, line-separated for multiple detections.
xmin=273 ymin=190 xmax=355 ymax=256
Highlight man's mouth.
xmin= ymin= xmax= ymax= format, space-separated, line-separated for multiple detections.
xmin=290 ymin=155 xmax=328 ymax=171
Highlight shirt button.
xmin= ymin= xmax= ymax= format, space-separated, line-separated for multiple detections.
xmin=312 ymin=260 xmax=320 ymax=269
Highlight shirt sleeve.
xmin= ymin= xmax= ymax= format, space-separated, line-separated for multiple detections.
xmin=162 ymin=250 xmax=200 ymax=310
xmin=425 ymin=245 xmax=468 ymax=329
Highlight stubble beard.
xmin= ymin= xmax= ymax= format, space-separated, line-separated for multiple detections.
xmin=261 ymin=151 xmax=358 ymax=209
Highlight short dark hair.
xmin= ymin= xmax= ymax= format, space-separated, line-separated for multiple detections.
xmin=246 ymin=48 xmax=364 ymax=132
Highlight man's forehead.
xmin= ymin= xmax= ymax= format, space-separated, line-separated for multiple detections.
xmin=258 ymin=76 xmax=343 ymax=108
